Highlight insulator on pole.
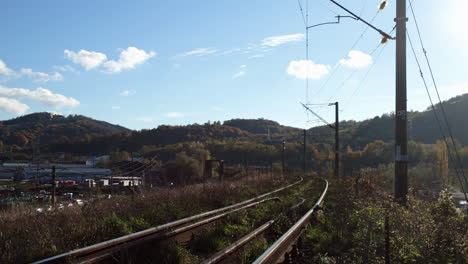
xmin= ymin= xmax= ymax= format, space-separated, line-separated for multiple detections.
xmin=378 ymin=1 xmax=388 ymax=11
xmin=380 ymin=36 xmax=389 ymax=44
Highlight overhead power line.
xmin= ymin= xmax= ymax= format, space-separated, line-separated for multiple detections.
xmin=328 ymin=0 xmax=394 ymax=40
xmin=301 ymin=103 xmax=334 ymax=128
xmin=358 ymin=0 xmax=368 ymax=16
xmin=408 ymin=30 xmax=468 ymax=202
xmin=314 ymin=10 xmax=380 ymax=98
xmin=317 ymin=0 xmax=339 ymax=16
xmin=341 ymin=25 xmax=396 ymax=108
xmin=296 ymin=0 xmax=307 ymax=27
xmin=299 ymin=0 xmax=368 ymax=104
xmin=343 ymin=43 xmax=388 ymax=108
xmin=325 ymin=41 xmax=383 ymax=103
xmin=117 ymin=157 xmax=158 ymax=177
xmin=408 ymin=0 xmax=468 ymax=193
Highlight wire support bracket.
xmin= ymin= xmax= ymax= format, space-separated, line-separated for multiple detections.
xmin=328 ymin=0 xmax=395 ymax=40
xmin=306 ymin=15 xmax=357 ymax=29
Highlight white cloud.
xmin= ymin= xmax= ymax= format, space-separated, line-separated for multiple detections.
xmin=64 ymin=49 xmax=108 ymax=70
xmin=1 ymin=59 xmax=65 ymax=83
xmin=164 ymin=112 xmax=185 ymax=118
xmin=111 ymin=106 xmax=121 ymax=110
xmin=248 ymin=54 xmax=265 ymax=59
xmin=221 ymin=48 xmax=241 ymax=56
xmin=0 ymin=59 xmax=15 ymax=76
xmin=233 ymin=71 xmax=246 ymax=78
xmin=20 ymin=68 xmax=63 ymax=83
xmin=54 ymin=65 xmax=78 ymax=73
xmin=287 ymin=60 xmax=330 ymax=80
xmin=240 ymin=65 xmax=247 ymax=68
xmin=103 ymin=47 xmax=156 ymax=73
xmin=135 ymin=117 xmax=154 ymax=122
xmin=339 ymin=50 xmax=373 ymax=68
xmin=0 ymin=85 xmax=79 ymax=108
xmin=0 ymin=97 xmax=29 ymax=114
xmin=261 ymin=34 xmax=304 ymax=47
xmin=172 ymin=34 xmax=300 ymax=60
xmin=176 ymin=48 xmax=217 ymax=57
xmin=120 ymin=90 xmax=136 ymax=96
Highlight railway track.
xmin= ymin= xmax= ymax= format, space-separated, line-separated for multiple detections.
xmin=201 ymin=198 xmax=306 ymax=264
xmin=33 ymin=177 xmax=304 ymax=264
xmin=253 ymin=178 xmax=328 ymax=264
xmin=198 ymin=178 xmax=328 ymax=264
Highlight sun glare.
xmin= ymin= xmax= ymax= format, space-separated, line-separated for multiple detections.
xmin=446 ymin=0 xmax=468 ymax=42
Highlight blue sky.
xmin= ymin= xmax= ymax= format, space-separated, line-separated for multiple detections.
xmin=0 ymin=0 xmax=467 ymax=130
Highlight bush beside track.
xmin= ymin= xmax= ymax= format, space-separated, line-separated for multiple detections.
xmin=0 ymin=173 xmax=293 ymax=263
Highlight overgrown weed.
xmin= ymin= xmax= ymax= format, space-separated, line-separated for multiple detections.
xmin=0 ymin=173 xmax=288 ymax=263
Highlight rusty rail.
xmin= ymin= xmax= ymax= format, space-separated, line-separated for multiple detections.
xmin=79 ymin=197 xmax=280 ymax=263
xmin=253 ymin=178 xmax=328 ymax=264
xmin=202 ymin=198 xmax=306 ymax=264
xmin=33 ymin=177 xmax=303 ymax=264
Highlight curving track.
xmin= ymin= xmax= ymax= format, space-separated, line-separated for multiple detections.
xmin=33 ymin=177 xmax=304 ymax=264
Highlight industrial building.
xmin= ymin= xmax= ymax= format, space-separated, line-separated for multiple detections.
xmin=0 ymin=163 xmax=112 ymax=184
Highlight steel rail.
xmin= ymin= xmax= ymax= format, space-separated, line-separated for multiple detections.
xmin=202 ymin=198 xmax=306 ymax=264
xmin=80 ymin=197 xmax=280 ymax=264
xmin=203 ymin=220 xmax=275 ymax=264
xmin=253 ymin=178 xmax=329 ymax=264
xmin=33 ymin=177 xmax=303 ymax=264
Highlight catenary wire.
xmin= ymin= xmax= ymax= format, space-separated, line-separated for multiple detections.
xmin=409 ymin=0 xmax=468 ymax=190
xmin=313 ymin=10 xmax=380 ymax=98
xmin=408 ymin=30 xmax=468 ymax=201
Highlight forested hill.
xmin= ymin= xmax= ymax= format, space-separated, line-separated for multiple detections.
xmin=309 ymin=93 xmax=468 ymax=149
xmin=223 ymin=118 xmax=299 ymax=135
xmin=0 ymin=112 xmax=129 ymax=146
xmin=2 ymin=93 xmax=468 ymax=153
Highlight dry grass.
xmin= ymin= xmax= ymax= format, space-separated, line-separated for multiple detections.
xmin=0 ymin=172 xmax=288 ymax=263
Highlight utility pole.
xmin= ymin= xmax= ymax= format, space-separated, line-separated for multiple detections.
xmin=385 ymin=213 xmax=391 ymax=264
xmin=303 ymin=130 xmax=307 ymax=174
xmin=395 ymin=0 xmax=408 ymax=204
xmin=131 ymin=152 xmax=134 ymax=199
xmin=36 ymin=164 xmax=39 ymax=188
xmin=301 ymin=102 xmax=340 ymax=177
xmin=52 ymin=166 xmax=56 ymax=206
xmin=334 ymin=102 xmax=339 ymax=178
xmin=282 ymin=140 xmax=286 ymax=177
xmin=110 ymin=171 xmax=114 ymax=196
xmin=32 ymin=142 xmax=37 ymax=187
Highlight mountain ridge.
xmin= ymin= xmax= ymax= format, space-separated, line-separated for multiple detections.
xmin=1 ymin=93 xmax=468 ymax=151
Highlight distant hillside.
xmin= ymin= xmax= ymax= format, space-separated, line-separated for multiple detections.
xmin=47 ymin=122 xmax=253 ymax=154
xmin=223 ymin=118 xmax=299 ymax=135
xmin=130 ymin=123 xmax=251 ymax=146
xmin=0 ymin=112 xmax=130 ymax=147
xmin=4 ymin=93 xmax=468 ymax=154
xmin=309 ymin=93 xmax=468 ymax=149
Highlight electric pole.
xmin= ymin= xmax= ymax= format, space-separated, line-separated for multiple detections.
xmin=334 ymin=102 xmax=339 ymax=178
xmin=303 ymin=129 xmax=307 ymax=174
xmin=301 ymin=102 xmax=340 ymax=177
xmin=326 ymin=0 xmax=404 ymax=198
xmin=52 ymin=166 xmax=56 ymax=206
xmin=395 ymin=0 xmax=408 ymax=204
xmin=282 ymin=140 xmax=286 ymax=177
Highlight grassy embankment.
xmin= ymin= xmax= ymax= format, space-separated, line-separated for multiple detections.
xmin=138 ymin=175 xmax=324 ymax=263
xmin=2 ymin=171 xmax=465 ymax=264
xmin=0 ymin=172 xmax=293 ymax=263
xmin=299 ymin=175 xmax=468 ymax=264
